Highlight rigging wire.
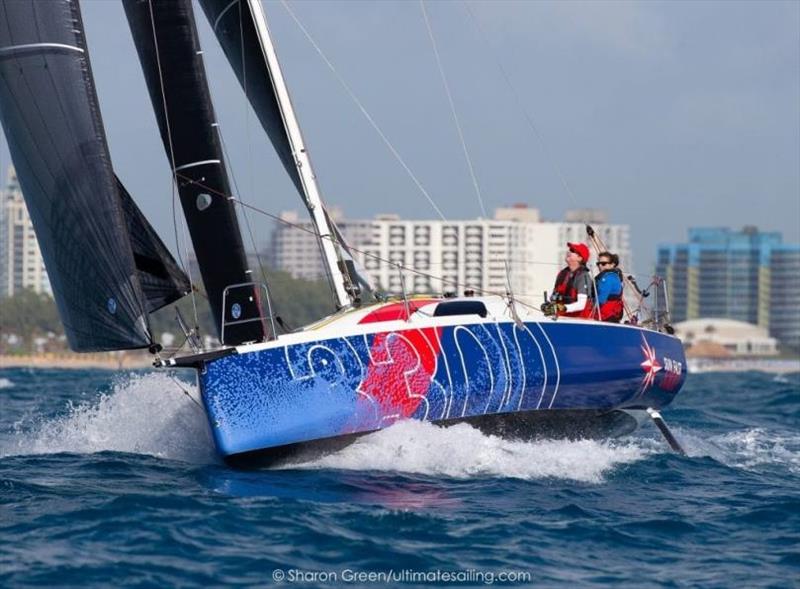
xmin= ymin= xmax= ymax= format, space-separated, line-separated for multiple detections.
xmin=230 ymin=2 xmax=270 ymax=287
xmin=278 ymin=0 xmax=448 ymax=222
xmin=460 ymin=0 xmax=580 ymax=208
xmin=168 ymin=374 xmax=205 ymax=413
xmin=213 ymin=123 xmax=267 ymax=283
xmin=178 ymin=171 xmax=663 ymax=322
xmin=145 ymin=0 xmax=200 ymax=333
xmin=460 ymin=1 xmax=648 ymax=303
xmin=420 ymin=0 xmax=487 ymax=219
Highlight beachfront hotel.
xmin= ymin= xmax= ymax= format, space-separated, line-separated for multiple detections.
xmin=268 ymin=205 xmax=631 ymax=308
xmin=657 ymin=227 xmax=800 ymax=349
xmin=0 ymin=165 xmax=51 ymax=299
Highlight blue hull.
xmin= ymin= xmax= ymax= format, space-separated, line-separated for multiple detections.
xmin=198 ymin=320 xmax=686 ymax=458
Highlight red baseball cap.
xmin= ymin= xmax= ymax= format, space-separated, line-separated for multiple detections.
xmin=567 ymin=242 xmax=590 ymax=262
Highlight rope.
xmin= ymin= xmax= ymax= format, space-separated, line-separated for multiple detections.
xmin=278 ymin=0 xmax=448 ymax=222
xmin=232 ymin=1 xmax=282 ymax=332
xmin=236 ymin=0 xmax=262 ymax=273
xmin=213 ymin=124 xmax=267 ymax=284
xmin=420 ymin=0 xmax=487 ymax=219
xmin=168 ymin=374 xmax=205 ymax=413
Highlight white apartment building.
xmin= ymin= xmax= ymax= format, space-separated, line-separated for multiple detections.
xmin=0 ymin=166 xmax=51 ymax=298
xmin=269 ymin=204 xmax=631 ymax=307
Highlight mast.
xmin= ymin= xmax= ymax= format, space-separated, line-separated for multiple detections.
xmin=246 ymin=0 xmax=351 ymax=309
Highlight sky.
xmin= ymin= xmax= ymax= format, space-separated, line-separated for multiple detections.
xmin=0 ymin=0 xmax=798 ymax=273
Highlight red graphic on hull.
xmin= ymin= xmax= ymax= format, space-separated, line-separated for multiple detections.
xmin=640 ymin=335 xmax=663 ymax=390
xmin=358 ymin=301 xmax=442 ymax=421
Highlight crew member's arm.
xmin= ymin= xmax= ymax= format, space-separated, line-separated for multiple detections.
xmin=563 ymin=294 xmax=588 ymax=313
xmin=563 ymin=272 xmax=592 ymax=313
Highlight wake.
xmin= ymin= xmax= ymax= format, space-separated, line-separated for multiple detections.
xmin=3 ymin=372 xmax=797 ymax=480
xmin=288 ymin=420 xmax=651 ymax=483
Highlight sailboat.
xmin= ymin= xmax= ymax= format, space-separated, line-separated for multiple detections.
xmin=0 ymin=0 xmax=687 ymax=466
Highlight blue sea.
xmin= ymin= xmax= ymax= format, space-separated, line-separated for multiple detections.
xmin=1 ymin=367 xmax=798 ymax=588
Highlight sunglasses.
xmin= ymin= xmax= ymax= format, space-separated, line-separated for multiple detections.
xmin=598 ymin=261 xmax=613 ymax=266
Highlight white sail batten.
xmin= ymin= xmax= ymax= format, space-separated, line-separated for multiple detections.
xmin=247 ymin=0 xmax=351 ymax=309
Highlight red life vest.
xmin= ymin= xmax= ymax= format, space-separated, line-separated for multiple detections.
xmin=553 ymin=266 xmax=592 ymax=318
xmin=594 ymin=269 xmax=624 ymax=322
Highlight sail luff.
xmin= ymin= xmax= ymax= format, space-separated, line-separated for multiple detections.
xmin=122 ymin=0 xmax=267 ymax=345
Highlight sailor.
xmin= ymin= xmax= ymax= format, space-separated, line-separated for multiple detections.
xmin=542 ymin=242 xmax=593 ymax=318
xmin=594 ymin=251 xmax=624 ymax=322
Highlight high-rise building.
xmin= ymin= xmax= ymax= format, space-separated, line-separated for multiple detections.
xmin=656 ymin=227 xmax=800 ymax=348
xmin=0 ymin=166 xmax=51 ymax=298
xmin=268 ymin=204 xmax=631 ymax=308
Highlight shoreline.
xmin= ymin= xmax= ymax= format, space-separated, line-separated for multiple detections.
xmin=0 ymin=352 xmax=154 ymax=370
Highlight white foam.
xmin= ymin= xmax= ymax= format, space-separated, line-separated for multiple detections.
xmin=0 ymin=377 xmax=13 ymax=389
xmin=697 ymin=428 xmax=800 ymax=474
xmin=2 ymin=372 xmax=217 ymax=464
xmin=289 ymin=420 xmax=651 ymax=483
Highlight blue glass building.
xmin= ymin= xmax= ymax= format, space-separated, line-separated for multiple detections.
xmin=656 ymin=227 xmax=800 ymax=349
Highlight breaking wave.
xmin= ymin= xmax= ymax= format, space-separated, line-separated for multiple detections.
xmin=0 ymin=377 xmax=13 ymax=389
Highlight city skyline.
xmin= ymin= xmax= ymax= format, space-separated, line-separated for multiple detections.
xmin=0 ymin=0 xmax=797 ymax=272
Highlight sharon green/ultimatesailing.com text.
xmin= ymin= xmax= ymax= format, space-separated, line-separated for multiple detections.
xmin=270 ymin=568 xmax=532 ymax=585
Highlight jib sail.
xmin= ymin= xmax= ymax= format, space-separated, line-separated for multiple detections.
xmin=0 ymin=0 xmax=189 ymax=351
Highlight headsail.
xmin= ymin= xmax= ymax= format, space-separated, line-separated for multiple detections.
xmin=116 ymin=177 xmax=191 ymax=313
xmin=0 ymin=0 xmax=188 ymax=351
xmin=123 ymin=0 xmax=267 ymax=345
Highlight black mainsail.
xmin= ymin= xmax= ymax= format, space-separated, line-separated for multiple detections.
xmin=123 ymin=0 xmax=266 ymax=345
xmin=0 ymin=0 xmax=189 ymax=351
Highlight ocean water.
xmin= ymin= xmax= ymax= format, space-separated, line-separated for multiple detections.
xmin=0 ymin=368 xmax=798 ymax=588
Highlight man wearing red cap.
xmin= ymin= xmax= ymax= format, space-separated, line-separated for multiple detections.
xmin=542 ymin=242 xmax=594 ymax=318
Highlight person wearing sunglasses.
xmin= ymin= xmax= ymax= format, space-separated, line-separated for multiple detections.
xmin=594 ymin=251 xmax=624 ymax=322
xmin=542 ymin=242 xmax=593 ymax=318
